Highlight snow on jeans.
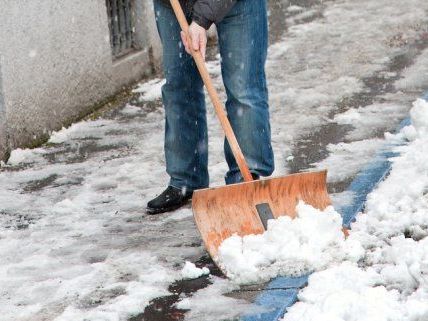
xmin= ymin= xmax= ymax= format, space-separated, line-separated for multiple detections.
xmin=154 ymin=0 xmax=274 ymax=191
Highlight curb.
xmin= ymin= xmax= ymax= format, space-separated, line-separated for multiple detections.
xmin=241 ymin=92 xmax=428 ymax=321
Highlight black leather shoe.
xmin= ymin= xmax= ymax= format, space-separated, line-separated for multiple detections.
xmin=146 ymin=186 xmax=193 ymax=215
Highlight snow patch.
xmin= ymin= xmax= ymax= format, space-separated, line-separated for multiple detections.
xmin=175 ymin=277 xmax=253 ymax=321
xmin=7 ymin=148 xmax=46 ymax=165
xmin=333 ymin=103 xmax=407 ymax=140
xmin=181 ymin=261 xmax=210 ymax=280
xmin=133 ymin=78 xmax=165 ymax=101
xmin=49 ymin=125 xmax=79 ymax=144
xmin=287 ymin=5 xmax=304 ymax=13
xmin=395 ymin=47 xmax=428 ymax=91
xmin=48 ymin=120 xmax=114 ymax=144
xmin=313 ymin=139 xmax=384 ymax=183
xmin=410 ymin=98 xmax=428 ymax=136
xmin=120 ymin=104 xmax=141 ymax=116
xmin=330 ymin=190 xmax=356 ymax=210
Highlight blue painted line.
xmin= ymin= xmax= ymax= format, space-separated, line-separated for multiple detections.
xmin=242 ymin=289 xmax=299 ymax=321
xmin=264 ymin=274 xmax=308 ymax=290
xmin=241 ymin=92 xmax=428 ymax=321
xmin=241 ymin=275 xmax=309 ymax=321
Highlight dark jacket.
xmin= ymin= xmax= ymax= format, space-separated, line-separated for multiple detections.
xmin=160 ymin=0 xmax=237 ymax=29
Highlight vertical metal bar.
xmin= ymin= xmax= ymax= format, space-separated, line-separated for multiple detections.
xmin=123 ymin=0 xmax=129 ymax=49
xmin=118 ymin=0 xmax=126 ymax=53
xmin=124 ymin=0 xmax=133 ymax=49
xmin=111 ymin=0 xmax=119 ymax=56
xmin=116 ymin=0 xmax=121 ymax=53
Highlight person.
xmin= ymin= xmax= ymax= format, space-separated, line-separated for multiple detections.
xmin=147 ymin=0 xmax=274 ymax=214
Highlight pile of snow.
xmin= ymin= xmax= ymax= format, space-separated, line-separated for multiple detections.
xmin=282 ymin=98 xmax=428 ymax=320
xmin=181 ymin=261 xmax=210 ymax=280
xmin=283 ymin=239 xmax=428 ymax=321
xmin=217 ymin=202 xmax=363 ymax=285
xmin=282 ymin=262 xmax=407 ymax=321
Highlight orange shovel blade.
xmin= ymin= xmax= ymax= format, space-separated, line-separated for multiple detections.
xmin=192 ymin=170 xmax=331 ymax=260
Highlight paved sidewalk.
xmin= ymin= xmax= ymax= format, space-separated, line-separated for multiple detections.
xmin=1 ymin=0 xmax=428 ymax=320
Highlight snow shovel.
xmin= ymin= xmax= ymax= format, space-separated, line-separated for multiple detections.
xmin=170 ymin=0 xmax=331 ymax=260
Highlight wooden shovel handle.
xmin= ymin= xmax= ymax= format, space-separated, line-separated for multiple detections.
xmin=169 ymin=0 xmax=253 ymax=182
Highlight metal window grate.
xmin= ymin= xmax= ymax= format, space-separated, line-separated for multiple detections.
xmin=106 ymin=0 xmax=136 ymax=58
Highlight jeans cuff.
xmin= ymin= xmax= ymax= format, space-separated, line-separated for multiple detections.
xmin=225 ymin=171 xmax=260 ymax=185
xmin=169 ymin=178 xmax=208 ymax=193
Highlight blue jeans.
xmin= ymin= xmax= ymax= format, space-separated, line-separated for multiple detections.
xmin=154 ymin=0 xmax=274 ymax=191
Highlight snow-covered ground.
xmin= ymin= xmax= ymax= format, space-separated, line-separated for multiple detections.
xmin=1 ymin=0 xmax=428 ymax=320
xmin=281 ymin=99 xmax=428 ymax=321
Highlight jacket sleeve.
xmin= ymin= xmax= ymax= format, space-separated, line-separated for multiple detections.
xmin=192 ymin=0 xmax=237 ymax=29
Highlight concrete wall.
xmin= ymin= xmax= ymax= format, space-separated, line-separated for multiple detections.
xmin=0 ymin=0 xmax=161 ymax=161
xmin=0 ymin=64 xmax=7 ymax=161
